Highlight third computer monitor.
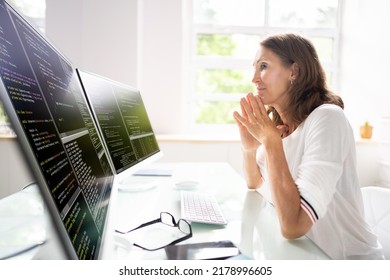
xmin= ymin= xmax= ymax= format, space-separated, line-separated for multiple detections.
xmin=76 ymin=69 xmax=161 ymax=176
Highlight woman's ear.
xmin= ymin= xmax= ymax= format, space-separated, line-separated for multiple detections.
xmin=290 ymin=62 xmax=299 ymax=80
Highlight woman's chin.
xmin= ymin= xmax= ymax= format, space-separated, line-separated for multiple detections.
xmin=259 ymin=96 xmax=268 ymax=104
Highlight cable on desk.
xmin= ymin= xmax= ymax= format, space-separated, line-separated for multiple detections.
xmin=21 ymin=181 xmax=37 ymax=190
xmin=0 ymin=240 xmax=47 ymax=260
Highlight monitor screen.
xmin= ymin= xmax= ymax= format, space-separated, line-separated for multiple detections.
xmin=76 ymin=69 xmax=161 ymax=175
xmin=0 ymin=0 xmax=115 ymax=259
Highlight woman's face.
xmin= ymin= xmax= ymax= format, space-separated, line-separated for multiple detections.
xmin=252 ymin=46 xmax=293 ymax=110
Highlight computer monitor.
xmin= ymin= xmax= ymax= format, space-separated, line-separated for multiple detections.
xmin=0 ymin=0 xmax=116 ymax=259
xmin=76 ymin=69 xmax=163 ymax=184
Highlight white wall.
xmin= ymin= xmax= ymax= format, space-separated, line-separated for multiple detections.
xmin=45 ymin=0 xmax=139 ymax=88
xmin=340 ymin=0 xmax=390 ymax=137
xmin=338 ymin=1 xmax=390 ymax=188
xmin=138 ymin=0 xmax=188 ymax=134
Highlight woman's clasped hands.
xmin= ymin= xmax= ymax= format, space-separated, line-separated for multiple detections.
xmin=233 ymin=93 xmax=288 ymax=148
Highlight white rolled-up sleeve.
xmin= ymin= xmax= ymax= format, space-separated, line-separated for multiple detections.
xmin=295 ymin=106 xmax=350 ymax=223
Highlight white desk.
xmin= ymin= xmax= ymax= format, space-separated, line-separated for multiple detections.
xmin=0 ymin=162 xmax=329 ymax=260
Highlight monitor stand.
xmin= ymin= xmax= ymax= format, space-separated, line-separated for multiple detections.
xmin=117 ymin=176 xmax=159 ymax=192
xmin=132 ymin=168 xmax=173 ymax=177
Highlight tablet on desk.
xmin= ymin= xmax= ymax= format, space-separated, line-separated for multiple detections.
xmin=133 ymin=168 xmax=173 ymax=177
xmin=165 ymin=240 xmax=240 ymax=260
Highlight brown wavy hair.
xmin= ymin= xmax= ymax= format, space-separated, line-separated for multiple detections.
xmin=260 ymin=33 xmax=344 ymax=126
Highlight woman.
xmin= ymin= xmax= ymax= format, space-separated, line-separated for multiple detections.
xmin=233 ymin=33 xmax=384 ymax=259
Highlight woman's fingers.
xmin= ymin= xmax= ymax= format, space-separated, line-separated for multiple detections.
xmin=254 ymin=95 xmax=268 ymax=116
xmin=233 ymin=110 xmax=247 ymax=127
xmin=247 ymin=93 xmax=269 ymax=120
xmin=240 ymin=99 xmax=249 ymax=119
xmin=243 ymin=93 xmax=271 ymax=129
xmin=247 ymin=93 xmax=262 ymax=119
xmin=240 ymin=97 xmax=257 ymax=123
xmin=235 ymin=93 xmax=274 ymax=129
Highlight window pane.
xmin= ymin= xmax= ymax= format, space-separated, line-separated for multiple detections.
xmin=194 ymin=0 xmax=265 ymax=26
xmin=7 ymin=0 xmax=45 ymax=18
xmin=196 ymin=69 xmax=255 ymax=94
xmin=7 ymin=0 xmax=46 ymax=32
xmin=325 ymin=71 xmax=333 ymax=87
xmin=197 ymin=34 xmax=260 ymax=59
xmin=0 ymin=102 xmax=12 ymax=136
xmin=311 ymin=37 xmax=334 ymax=62
xmin=269 ymin=0 xmax=339 ymax=28
xmin=195 ymin=101 xmax=237 ymax=124
xmin=0 ymin=102 xmax=7 ymax=124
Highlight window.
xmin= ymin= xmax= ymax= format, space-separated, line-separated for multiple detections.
xmin=189 ymin=0 xmax=342 ymax=134
xmin=7 ymin=0 xmax=46 ymax=32
xmin=0 ymin=0 xmax=45 ymax=130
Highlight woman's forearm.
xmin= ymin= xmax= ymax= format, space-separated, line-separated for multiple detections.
xmin=263 ymin=137 xmax=312 ymax=238
xmin=242 ymin=148 xmax=263 ymax=189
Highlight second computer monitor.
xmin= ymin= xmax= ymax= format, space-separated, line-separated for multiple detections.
xmin=76 ymin=69 xmax=161 ymax=175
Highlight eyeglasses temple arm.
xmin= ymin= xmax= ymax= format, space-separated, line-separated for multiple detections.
xmin=115 ymin=217 xmax=161 ymax=234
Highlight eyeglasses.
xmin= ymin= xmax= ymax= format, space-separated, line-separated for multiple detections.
xmin=115 ymin=212 xmax=192 ymax=251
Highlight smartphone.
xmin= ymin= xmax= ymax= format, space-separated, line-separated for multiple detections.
xmin=165 ymin=240 xmax=240 ymax=260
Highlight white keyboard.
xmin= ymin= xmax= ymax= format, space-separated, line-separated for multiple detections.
xmin=180 ymin=191 xmax=227 ymax=225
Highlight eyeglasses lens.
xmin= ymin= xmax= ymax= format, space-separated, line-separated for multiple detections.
xmin=178 ymin=219 xmax=191 ymax=234
xmin=161 ymin=212 xmax=176 ymax=227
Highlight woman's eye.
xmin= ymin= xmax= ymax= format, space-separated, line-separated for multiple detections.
xmin=260 ymin=63 xmax=267 ymax=70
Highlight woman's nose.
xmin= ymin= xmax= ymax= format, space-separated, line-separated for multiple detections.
xmin=252 ymin=71 xmax=259 ymax=84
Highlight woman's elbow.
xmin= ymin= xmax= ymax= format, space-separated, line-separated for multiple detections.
xmin=281 ymin=228 xmax=306 ymax=240
xmin=280 ymin=211 xmax=313 ymax=239
xmin=246 ymin=180 xmax=263 ymax=190
xmin=247 ymin=184 xmax=259 ymax=190
xmin=280 ymin=221 xmax=312 ymax=240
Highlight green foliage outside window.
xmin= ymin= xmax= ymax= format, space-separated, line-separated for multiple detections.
xmin=196 ymin=101 xmax=238 ymax=124
xmin=0 ymin=103 xmax=7 ymax=124
xmin=197 ymin=34 xmax=236 ymax=56
xmin=196 ymin=69 xmax=254 ymax=95
xmin=195 ymin=34 xmax=253 ymax=124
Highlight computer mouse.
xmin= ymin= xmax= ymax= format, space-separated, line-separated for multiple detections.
xmin=174 ymin=180 xmax=199 ymax=190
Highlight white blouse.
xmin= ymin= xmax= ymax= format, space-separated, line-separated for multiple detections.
xmin=256 ymin=104 xmax=384 ymax=259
